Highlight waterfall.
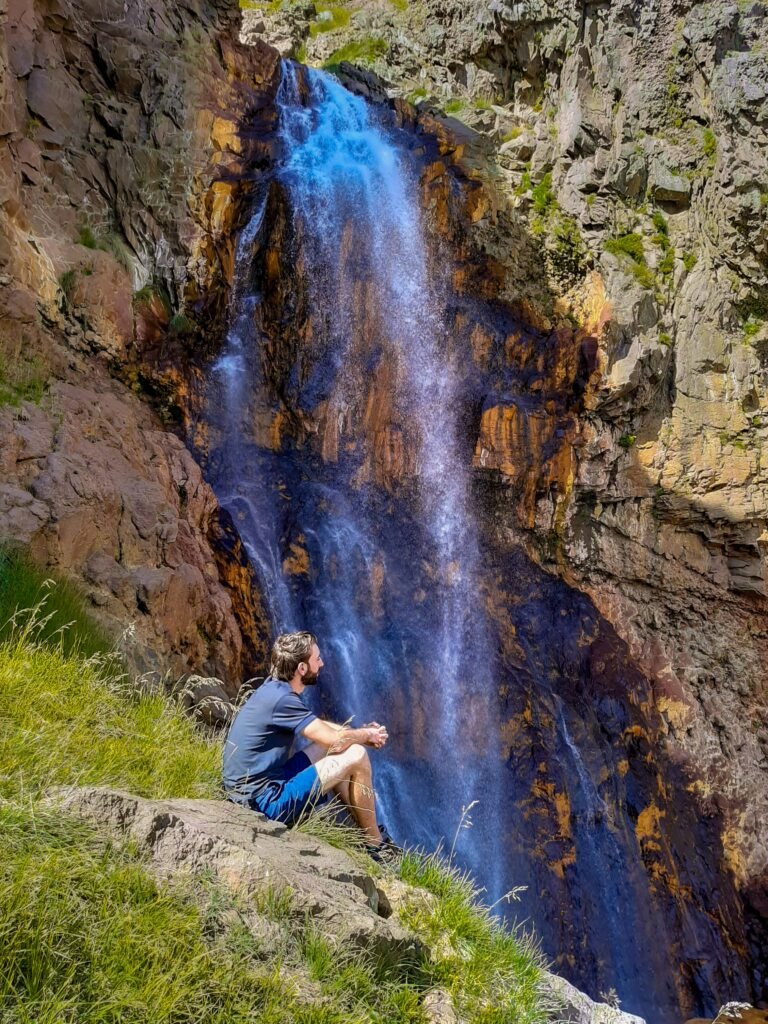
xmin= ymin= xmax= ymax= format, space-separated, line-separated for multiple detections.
xmin=270 ymin=63 xmax=507 ymax=897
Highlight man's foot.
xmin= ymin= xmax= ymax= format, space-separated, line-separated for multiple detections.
xmin=365 ymin=839 xmax=401 ymax=865
xmin=365 ymin=823 xmax=402 ymax=864
xmin=378 ymin=823 xmax=402 ymax=854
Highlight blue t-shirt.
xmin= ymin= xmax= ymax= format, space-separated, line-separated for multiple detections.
xmin=222 ymin=678 xmax=317 ymax=804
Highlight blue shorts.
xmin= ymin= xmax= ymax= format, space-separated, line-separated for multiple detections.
xmin=250 ymin=750 xmax=324 ymax=825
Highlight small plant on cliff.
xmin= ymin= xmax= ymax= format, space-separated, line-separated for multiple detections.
xmin=0 ymin=338 xmax=48 ymax=408
xmin=444 ymin=98 xmax=466 ymax=115
xmin=58 ymin=268 xmax=79 ymax=308
xmin=531 ymin=171 xmax=555 ymax=214
xmin=618 ymin=433 xmax=637 ymax=450
xmin=310 ymin=3 xmax=352 ymax=36
xmin=604 ymin=233 xmax=656 ymax=289
xmin=702 ymin=126 xmax=717 ymax=170
xmin=324 ymin=36 xmax=388 ymax=68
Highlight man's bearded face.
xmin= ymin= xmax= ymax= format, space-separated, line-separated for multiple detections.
xmin=301 ymin=664 xmax=319 ymax=686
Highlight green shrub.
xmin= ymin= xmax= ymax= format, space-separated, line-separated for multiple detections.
xmin=682 ymin=251 xmax=698 ymax=272
xmin=744 ymin=318 xmax=762 ymax=338
xmin=515 ymin=169 xmax=532 ymax=196
xmin=658 ymin=249 xmax=675 ymax=276
xmin=703 ymin=127 xmax=717 ymax=164
xmin=76 ymin=225 xmax=98 ymax=249
xmin=169 ymin=312 xmax=194 ymax=336
xmin=444 ymin=98 xmax=465 ymax=114
xmin=651 ymin=211 xmax=668 ymax=236
xmin=531 ymin=171 xmax=554 ymax=214
xmin=0 ymin=343 xmax=47 ymax=408
xmin=502 ymin=125 xmax=523 ymax=142
xmin=75 ymin=224 xmax=133 ymax=272
xmin=58 ymin=268 xmax=79 ymax=307
xmin=604 ymin=234 xmax=657 ymax=288
xmin=659 ymin=331 xmax=673 ymax=347
xmin=324 ymin=36 xmax=388 ymax=67
xmin=604 ymin=233 xmax=645 ymax=262
xmin=618 ymin=433 xmax=636 ymax=450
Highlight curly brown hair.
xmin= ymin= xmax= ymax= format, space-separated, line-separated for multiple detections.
xmin=269 ymin=631 xmax=317 ymax=681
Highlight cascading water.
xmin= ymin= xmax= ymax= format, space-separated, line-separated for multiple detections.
xmin=201 ymin=60 xmax=751 ymax=1023
xmin=263 ymin=62 xmax=506 ymax=898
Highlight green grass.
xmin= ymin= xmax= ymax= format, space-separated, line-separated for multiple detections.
xmin=444 ymin=98 xmax=465 ymax=114
xmin=744 ymin=318 xmax=762 ymax=338
xmin=0 ymin=802 xmax=363 ymax=1024
xmin=0 ymin=606 xmax=219 ymax=804
xmin=0 ymin=583 xmax=550 ymax=1024
xmin=310 ymin=4 xmax=352 ymax=36
xmin=397 ymin=850 xmax=550 ymax=1024
xmin=76 ymin=224 xmax=133 ymax=272
xmin=703 ymin=127 xmax=717 ymax=166
xmin=501 ymin=125 xmax=523 ymax=142
xmin=682 ymin=250 xmax=698 ymax=272
xmin=169 ymin=312 xmax=194 ymax=336
xmin=323 ymin=36 xmax=388 ymax=68
xmin=0 ymin=547 xmax=110 ymax=658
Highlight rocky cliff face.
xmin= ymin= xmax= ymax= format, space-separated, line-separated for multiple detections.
xmin=0 ymin=0 xmax=280 ymax=680
xmin=1 ymin=0 xmax=767 ymax=1018
xmin=239 ymin=0 xmax=768 ymax=1009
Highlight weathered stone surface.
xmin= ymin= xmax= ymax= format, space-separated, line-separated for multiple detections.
xmin=0 ymin=0 xmax=278 ymax=683
xmin=545 ymin=972 xmax=646 ymax=1024
xmin=0 ymin=378 xmax=249 ymax=682
xmin=49 ymin=785 xmax=649 ymax=1023
xmin=50 ymin=786 xmax=417 ymax=959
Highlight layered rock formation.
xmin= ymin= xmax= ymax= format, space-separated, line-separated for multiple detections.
xmin=0 ymin=0 xmax=280 ymax=679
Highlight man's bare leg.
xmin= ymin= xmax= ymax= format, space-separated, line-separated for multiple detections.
xmin=304 ymin=743 xmax=382 ymax=844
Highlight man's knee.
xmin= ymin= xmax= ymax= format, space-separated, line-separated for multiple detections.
xmin=347 ymin=743 xmax=369 ymax=769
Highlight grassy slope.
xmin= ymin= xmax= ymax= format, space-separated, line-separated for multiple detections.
xmin=0 ymin=558 xmax=551 ymax=1024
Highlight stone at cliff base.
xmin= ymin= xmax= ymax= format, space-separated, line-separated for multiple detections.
xmin=544 ymin=972 xmax=646 ymax=1024
xmin=176 ymin=675 xmax=234 ymax=727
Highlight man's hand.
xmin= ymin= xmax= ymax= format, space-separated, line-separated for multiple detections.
xmin=361 ymin=723 xmax=388 ymax=749
xmin=304 ymin=717 xmax=388 ymax=753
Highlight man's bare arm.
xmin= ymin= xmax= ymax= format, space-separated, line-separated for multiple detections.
xmin=303 ymin=718 xmax=388 ymax=752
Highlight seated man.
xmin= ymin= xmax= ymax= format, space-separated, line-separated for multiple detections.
xmin=223 ymin=630 xmax=397 ymax=857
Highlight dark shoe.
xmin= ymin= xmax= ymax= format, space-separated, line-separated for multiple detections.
xmin=378 ymin=823 xmax=403 ymax=856
xmin=365 ymin=840 xmax=401 ymax=865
